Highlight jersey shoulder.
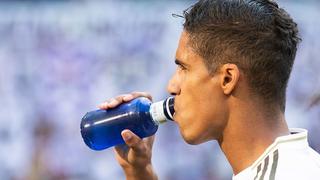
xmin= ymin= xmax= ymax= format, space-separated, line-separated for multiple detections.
xmin=275 ymin=147 xmax=320 ymax=179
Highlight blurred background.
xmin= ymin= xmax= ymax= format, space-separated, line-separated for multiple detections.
xmin=0 ymin=0 xmax=319 ymax=179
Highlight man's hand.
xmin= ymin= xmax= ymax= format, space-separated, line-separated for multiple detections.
xmin=98 ymin=92 xmax=158 ymax=180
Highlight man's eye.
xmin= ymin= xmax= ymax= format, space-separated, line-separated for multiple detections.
xmin=178 ymin=65 xmax=187 ymax=70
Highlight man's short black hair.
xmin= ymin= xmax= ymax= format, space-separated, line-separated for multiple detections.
xmin=183 ymin=0 xmax=301 ymax=112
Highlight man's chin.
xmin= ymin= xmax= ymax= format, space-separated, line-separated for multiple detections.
xmin=181 ymin=132 xmax=201 ymax=145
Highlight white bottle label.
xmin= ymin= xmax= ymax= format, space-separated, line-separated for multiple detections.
xmin=150 ymin=100 xmax=167 ymax=124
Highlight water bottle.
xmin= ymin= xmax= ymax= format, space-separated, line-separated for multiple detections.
xmin=80 ymin=97 xmax=174 ymax=150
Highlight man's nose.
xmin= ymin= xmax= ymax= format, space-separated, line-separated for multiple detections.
xmin=167 ymin=73 xmax=181 ymax=96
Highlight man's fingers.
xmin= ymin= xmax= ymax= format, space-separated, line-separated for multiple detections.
xmin=121 ymin=129 xmax=145 ymax=153
xmin=98 ymin=92 xmax=152 ymax=110
xmin=98 ymin=98 xmax=117 ymax=109
xmin=107 ymin=95 xmax=126 ymax=108
xmin=123 ymin=94 xmax=134 ymax=101
xmin=146 ymin=135 xmax=155 ymax=148
xmin=122 ymin=92 xmax=152 ymax=102
xmin=98 ymin=94 xmax=130 ymax=109
xmin=131 ymin=91 xmax=153 ymax=101
xmin=114 ymin=144 xmax=129 ymax=159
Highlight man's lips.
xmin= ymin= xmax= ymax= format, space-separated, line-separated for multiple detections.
xmin=172 ymin=107 xmax=178 ymax=121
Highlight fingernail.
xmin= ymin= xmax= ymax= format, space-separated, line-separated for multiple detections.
xmin=123 ymin=132 xmax=132 ymax=141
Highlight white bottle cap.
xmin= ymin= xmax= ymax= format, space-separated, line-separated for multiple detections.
xmin=150 ymin=100 xmax=167 ymax=124
xmin=149 ymin=97 xmax=175 ymax=125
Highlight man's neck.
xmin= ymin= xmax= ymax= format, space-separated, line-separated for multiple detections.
xmin=219 ymin=101 xmax=290 ymax=175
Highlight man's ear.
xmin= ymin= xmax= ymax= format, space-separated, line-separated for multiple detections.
xmin=219 ymin=64 xmax=240 ymax=95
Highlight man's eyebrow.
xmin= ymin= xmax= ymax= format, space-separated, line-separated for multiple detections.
xmin=175 ymin=59 xmax=188 ymax=67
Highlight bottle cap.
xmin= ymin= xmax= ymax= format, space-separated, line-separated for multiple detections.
xmin=150 ymin=97 xmax=175 ymax=124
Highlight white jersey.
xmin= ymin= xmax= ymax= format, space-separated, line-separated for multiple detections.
xmin=233 ymin=128 xmax=320 ymax=180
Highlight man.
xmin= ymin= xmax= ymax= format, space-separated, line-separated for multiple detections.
xmin=98 ymin=0 xmax=320 ymax=179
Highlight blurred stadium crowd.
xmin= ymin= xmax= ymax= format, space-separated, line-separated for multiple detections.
xmin=0 ymin=0 xmax=319 ymax=180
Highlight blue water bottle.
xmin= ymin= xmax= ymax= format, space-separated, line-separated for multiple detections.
xmin=80 ymin=97 xmax=174 ymax=150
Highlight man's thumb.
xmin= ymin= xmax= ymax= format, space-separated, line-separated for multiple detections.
xmin=121 ymin=129 xmax=144 ymax=151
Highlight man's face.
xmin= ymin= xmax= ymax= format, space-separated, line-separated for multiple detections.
xmin=167 ymin=31 xmax=228 ymax=145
